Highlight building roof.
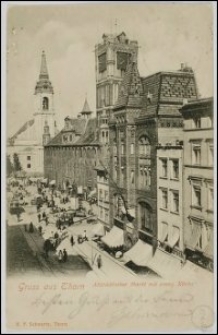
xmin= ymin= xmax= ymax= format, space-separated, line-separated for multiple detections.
xmin=180 ymin=97 xmax=213 ymax=118
xmin=81 ymin=98 xmax=92 ymax=115
xmin=115 ymin=59 xmax=143 ymax=109
xmin=9 ymin=119 xmax=35 ymax=143
xmin=139 ymin=69 xmax=198 ymax=117
xmin=76 ymin=118 xmax=98 ymax=145
xmin=45 ymin=118 xmax=98 ymax=147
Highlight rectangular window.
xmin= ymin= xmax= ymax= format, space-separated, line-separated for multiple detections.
xmin=131 ymin=170 xmax=134 ymax=184
xmin=192 ymin=144 xmax=201 ymax=165
xmin=27 ymin=164 xmax=31 ymax=169
xmin=121 ymin=144 xmax=124 ymax=155
xmin=160 ymin=158 xmax=168 ymax=178
xmin=192 ymin=186 xmax=202 ymax=207
xmin=171 ymin=191 xmax=179 ymax=213
xmin=161 ymin=189 xmax=168 ymax=209
xmin=130 ymin=143 xmax=134 ymax=155
xmin=99 ymin=189 xmax=103 ymax=201
xmin=121 ymin=167 xmax=125 ymax=185
xmin=171 ymin=159 xmax=179 ymax=179
xmin=27 ymin=156 xmax=31 ymax=161
xmin=208 ymin=188 xmax=213 ymax=211
xmin=105 ymin=191 xmax=109 ymax=202
xmin=208 ymin=144 xmax=213 ymax=166
xmin=105 ymin=210 xmax=109 ymax=222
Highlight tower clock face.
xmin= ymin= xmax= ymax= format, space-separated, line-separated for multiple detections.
xmin=98 ymin=53 xmax=107 ymax=73
xmin=117 ymin=52 xmax=130 ymax=71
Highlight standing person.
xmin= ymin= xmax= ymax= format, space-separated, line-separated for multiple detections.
xmin=70 ymin=235 xmax=74 ymax=246
xmin=62 ymin=249 xmax=68 ymax=262
xmin=58 ymin=250 xmax=63 ymax=263
xmin=29 ymin=222 xmax=34 ymax=233
xmin=83 ymin=230 xmax=88 ymax=241
xmin=38 ymin=226 xmax=42 ymax=235
xmin=97 ymin=254 xmax=102 ymax=269
xmin=37 ymin=213 xmax=41 ymax=222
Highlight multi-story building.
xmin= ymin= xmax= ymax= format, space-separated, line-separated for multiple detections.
xmin=180 ymin=98 xmax=213 ymax=272
xmin=7 ymin=51 xmax=58 ymax=175
xmin=108 ymin=60 xmax=198 ymax=253
xmin=44 ymin=100 xmax=100 ymax=191
xmin=157 ymin=142 xmax=184 ymax=258
xmin=95 ymin=165 xmax=110 ymax=231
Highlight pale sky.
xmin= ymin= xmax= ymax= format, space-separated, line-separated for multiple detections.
xmin=6 ymin=3 xmax=214 ymax=137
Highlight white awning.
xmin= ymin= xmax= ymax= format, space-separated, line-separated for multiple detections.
xmin=124 ymin=240 xmax=153 ymax=266
xmin=128 ymin=208 xmax=135 ymax=218
xmin=41 ymin=178 xmax=48 ymax=183
xmin=88 ymin=189 xmax=97 ymax=198
xmin=158 ymin=223 xmax=168 ymax=243
xmin=49 ymin=180 xmax=56 ymax=185
xmin=204 ymin=229 xmax=213 ymax=258
xmin=187 ymin=224 xmax=202 ymax=250
xmin=168 ymin=227 xmax=180 ymax=248
xmin=121 ymin=206 xmax=126 ymax=214
xmin=91 ymin=222 xmax=105 ymax=237
xmin=77 ymin=186 xmax=83 ymax=194
xmin=101 ymin=226 xmax=124 ymax=248
xmin=147 ymin=249 xmax=182 ymax=278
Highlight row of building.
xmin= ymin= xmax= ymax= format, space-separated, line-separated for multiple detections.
xmin=8 ymin=31 xmax=214 ymax=273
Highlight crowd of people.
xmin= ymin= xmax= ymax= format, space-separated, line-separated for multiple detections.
xmin=8 ymin=177 xmax=103 ymax=269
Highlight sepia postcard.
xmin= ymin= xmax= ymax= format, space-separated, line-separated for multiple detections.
xmin=2 ymin=1 xmax=217 ymax=333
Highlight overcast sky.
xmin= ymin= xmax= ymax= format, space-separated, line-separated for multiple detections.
xmin=6 ymin=3 xmax=214 ymax=137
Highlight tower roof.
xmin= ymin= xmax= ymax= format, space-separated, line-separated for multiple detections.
xmin=115 ymin=57 xmax=143 ymax=109
xmin=39 ymin=50 xmax=49 ymax=80
xmin=35 ymin=51 xmax=54 ymax=94
xmin=81 ymin=98 xmax=92 ymax=115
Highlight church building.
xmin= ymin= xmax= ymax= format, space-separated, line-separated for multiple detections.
xmin=7 ymin=51 xmax=58 ymax=176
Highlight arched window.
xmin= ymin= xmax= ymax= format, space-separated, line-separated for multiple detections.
xmin=138 ymin=136 xmax=151 ymax=156
xmin=138 ymin=202 xmax=153 ymax=233
xmin=42 ymin=97 xmax=49 ymax=110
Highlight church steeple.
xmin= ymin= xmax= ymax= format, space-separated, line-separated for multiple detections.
xmin=35 ymin=51 xmax=54 ymax=95
xmin=39 ymin=50 xmax=49 ymax=80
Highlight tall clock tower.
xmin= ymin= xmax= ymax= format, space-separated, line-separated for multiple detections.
xmin=95 ymin=32 xmax=138 ymax=144
xmin=34 ymin=51 xmax=56 ymax=145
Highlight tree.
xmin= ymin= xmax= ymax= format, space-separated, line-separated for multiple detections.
xmin=13 ymin=153 xmax=22 ymax=172
xmin=7 ymin=155 xmax=14 ymax=177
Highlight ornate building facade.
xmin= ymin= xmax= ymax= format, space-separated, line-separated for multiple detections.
xmin=109 ymin=59 xmax=198 ymax=253
xmin=180 ymin=98 xmax=213 ymax=271
xmin=7 ymin=51 xmax=58 ymax=176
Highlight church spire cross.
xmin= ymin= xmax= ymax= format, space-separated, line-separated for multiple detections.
xmin=39 ymin=50 xmax=49 ymax=80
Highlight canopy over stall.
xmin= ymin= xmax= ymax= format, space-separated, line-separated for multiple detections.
xmin=101 ymin=226 xmax=124 ymax=248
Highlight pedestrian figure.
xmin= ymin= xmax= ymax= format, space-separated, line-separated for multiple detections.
xmin=58 ymin=250 xmax=63 ymax=263
xmin=42 ymin=211 xmax=46 ymax=219
xmin=70 ymin=235 xmax=74 ymax=246
xmin=29 ymin=222 xmax=34 ymax=233
xmin=45 ymin=216 xmax=49 ymax=225
xmin=97 ymin=254 xmax=102 ymax=269
xmin=38 ymin=226 xmax=42 ymax=235
xmin=63 ymin=249 xmax=68 ymax=262
xmin=38 ymin=213 xmax=41 ymax=222
xmin=83 ymin=230 xmax=88 ymax=241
